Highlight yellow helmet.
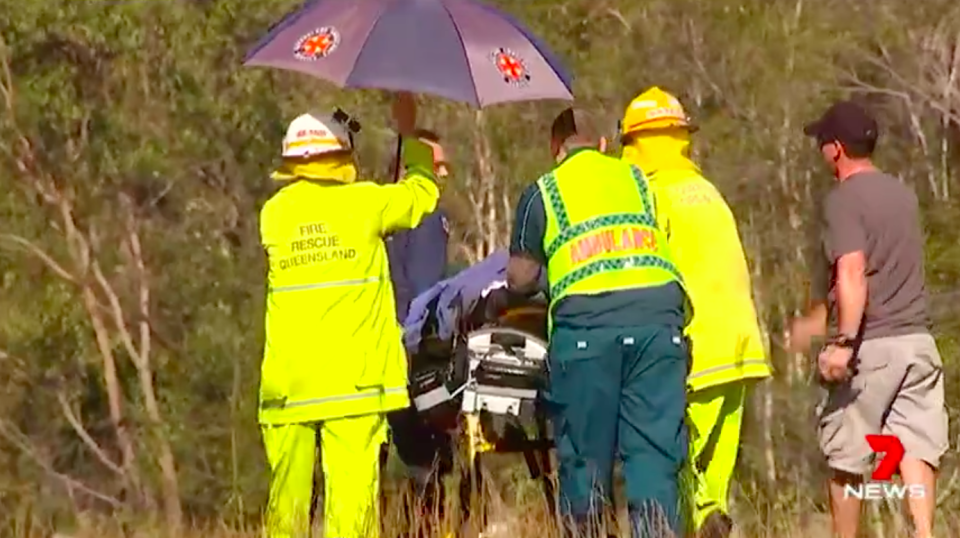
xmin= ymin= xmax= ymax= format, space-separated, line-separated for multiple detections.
xmin=619 ymin=87 xmax=694 ymax=136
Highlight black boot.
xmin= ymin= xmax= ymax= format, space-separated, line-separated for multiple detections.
xmin=696 ymin=511 xmax=733 ymax=538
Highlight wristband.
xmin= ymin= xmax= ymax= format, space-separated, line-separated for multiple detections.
xmin=827 ymin=334 xmax=857 ymax=349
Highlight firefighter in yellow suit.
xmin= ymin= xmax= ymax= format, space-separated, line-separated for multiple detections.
xmin=620 ymin=87 xmax=773 ymax=538
xmin=258 ymin=93 xmax=439 ymax=538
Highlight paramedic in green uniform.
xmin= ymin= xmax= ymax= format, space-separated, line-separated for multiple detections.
xmin=505 ymin=108 xmax=692 ymax=538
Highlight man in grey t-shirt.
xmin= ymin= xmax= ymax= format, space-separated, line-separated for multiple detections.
xmin=787 ymin=101 xmax=948 ymax=538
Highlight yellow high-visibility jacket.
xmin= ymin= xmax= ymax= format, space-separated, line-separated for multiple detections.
xmin=258 ymin=139 xmax=439 ymax=424
xmin=623 ymin=140 xmax=772 ymax=391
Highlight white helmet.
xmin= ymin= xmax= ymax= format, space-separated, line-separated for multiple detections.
xmin=281 ymin=111 xmax=353 ymax=158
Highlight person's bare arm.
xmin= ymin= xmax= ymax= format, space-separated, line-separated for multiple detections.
xmin=805 ymin=253 xmax=829 ymax=335
xmin=805 ymin=301 xmax=828 ymax=332
xmin=786 ymin=300 xmax=827 ymax=354
xmin=823 ymin=191 xmax=868 ymax=338
xmin=786 ymin=231 xmax=830 ymax=353
xmin=506 ymin=184 xmax=548 ymax=297
xmin=834 ymin=252 xmax=867 ymax=337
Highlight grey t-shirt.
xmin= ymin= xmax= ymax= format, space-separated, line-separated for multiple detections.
xmin=814 ymin=170 xmax=930 ymax=339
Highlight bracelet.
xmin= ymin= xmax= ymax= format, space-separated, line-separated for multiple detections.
xmin=827 ymin=334 xmax=857 ymax=348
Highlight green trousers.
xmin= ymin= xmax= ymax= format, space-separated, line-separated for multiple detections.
xmin=547 ymin=324 xmax=690 ymax=538
xmin=688 ymin=382 xmax=746 ymax=530
xmin=261 ymin=414 xmax=387 ymax=538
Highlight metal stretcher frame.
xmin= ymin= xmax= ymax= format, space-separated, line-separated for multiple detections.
xmin=453 ymin=305 xmax=559 ymax=529
xmin=403 ymin=296 xmax=558 ymax=534
xmin=460 ymin=386 xmax=557 ymax=521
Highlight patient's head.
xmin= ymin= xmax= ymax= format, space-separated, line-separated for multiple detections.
xmin=476 ymin=289 xmax=548 ymax=340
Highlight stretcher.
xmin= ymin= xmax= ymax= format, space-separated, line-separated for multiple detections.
xmin=406 ymin=293 xmax=557 ymax=529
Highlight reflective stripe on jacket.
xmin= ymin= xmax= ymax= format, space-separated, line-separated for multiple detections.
xmin=536 ymin=149 xmax=689 ymax=330
xmin=258 ymin=138 xmax=439 ymax=424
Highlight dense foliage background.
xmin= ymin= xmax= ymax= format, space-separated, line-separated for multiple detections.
xmin=2 ymin=0 xmax=960 ymax=536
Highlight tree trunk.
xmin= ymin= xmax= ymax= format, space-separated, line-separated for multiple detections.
xmin=81 ymin=288 xmax=147 ymax=508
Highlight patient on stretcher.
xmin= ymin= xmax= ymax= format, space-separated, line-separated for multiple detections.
xmin=403 ymin=251 xmax=548 ymax=350
xmin=401 ymin=250 xmax=548 ymax=419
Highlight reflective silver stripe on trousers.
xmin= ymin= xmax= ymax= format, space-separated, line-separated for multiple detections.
xmin=270 ymin=276 xmax=380 ymax=293
xmin=261 ymin=386 xmax=408 ymax=410
xmin=687 ymin=359 xmax=771 ymax=381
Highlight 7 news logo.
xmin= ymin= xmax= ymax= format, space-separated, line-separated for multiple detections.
xmin=843 ymin=434 xmax=926 ymax=500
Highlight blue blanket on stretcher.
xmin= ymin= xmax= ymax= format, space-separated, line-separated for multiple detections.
xmin=401 ymin=250 xmax=511 ymax=352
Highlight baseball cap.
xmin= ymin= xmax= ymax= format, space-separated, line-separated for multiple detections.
xmin=803 ymin=100 xmax=879 ymax=148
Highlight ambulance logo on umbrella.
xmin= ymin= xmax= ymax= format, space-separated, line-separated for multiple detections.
xmin=294 ymin=27 xmax=340 ymax=61
xmin=491 ymin=48 xmax=531 ymax=86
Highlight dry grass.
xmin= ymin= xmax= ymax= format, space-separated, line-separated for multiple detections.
xmin=6 ymin=445 xmax=958 ymax=538
xmin=20 ymin=506 xmax=957 ymax=538
xmin=14 ymin=467 xmax=960 ymax=538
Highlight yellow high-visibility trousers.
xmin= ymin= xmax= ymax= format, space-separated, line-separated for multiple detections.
xmin=262 ymin=413 xmax=387 ymax=538
xmin=687 ymin=382 xmax=746 ymax=531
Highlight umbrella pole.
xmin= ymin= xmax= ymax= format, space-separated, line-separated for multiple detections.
xmin=393 ymin=135 xmax=402 ymax=183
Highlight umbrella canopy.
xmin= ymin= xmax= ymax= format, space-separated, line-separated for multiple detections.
xmin=243 ymin=0 xmax=574 ymax=107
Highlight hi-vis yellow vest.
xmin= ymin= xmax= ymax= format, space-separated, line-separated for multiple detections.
xmin=257 ymin=139 xmax=438 ymax=425
xmin=642 ymin=166 xmax=772 ymax=391
xmin=537 ymin=150 xmax=688 ymax=328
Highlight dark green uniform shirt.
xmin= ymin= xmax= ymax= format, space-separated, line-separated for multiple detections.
xmin=510 ymin=149 xmax=686 ymax=331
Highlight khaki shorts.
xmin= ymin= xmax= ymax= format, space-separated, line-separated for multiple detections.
xmin=817 ymin=333 xmax=949 ymax=474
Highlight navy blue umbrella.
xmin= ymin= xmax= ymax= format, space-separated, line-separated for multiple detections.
xmin=244 ymin=0 xmax=574 ymax=107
